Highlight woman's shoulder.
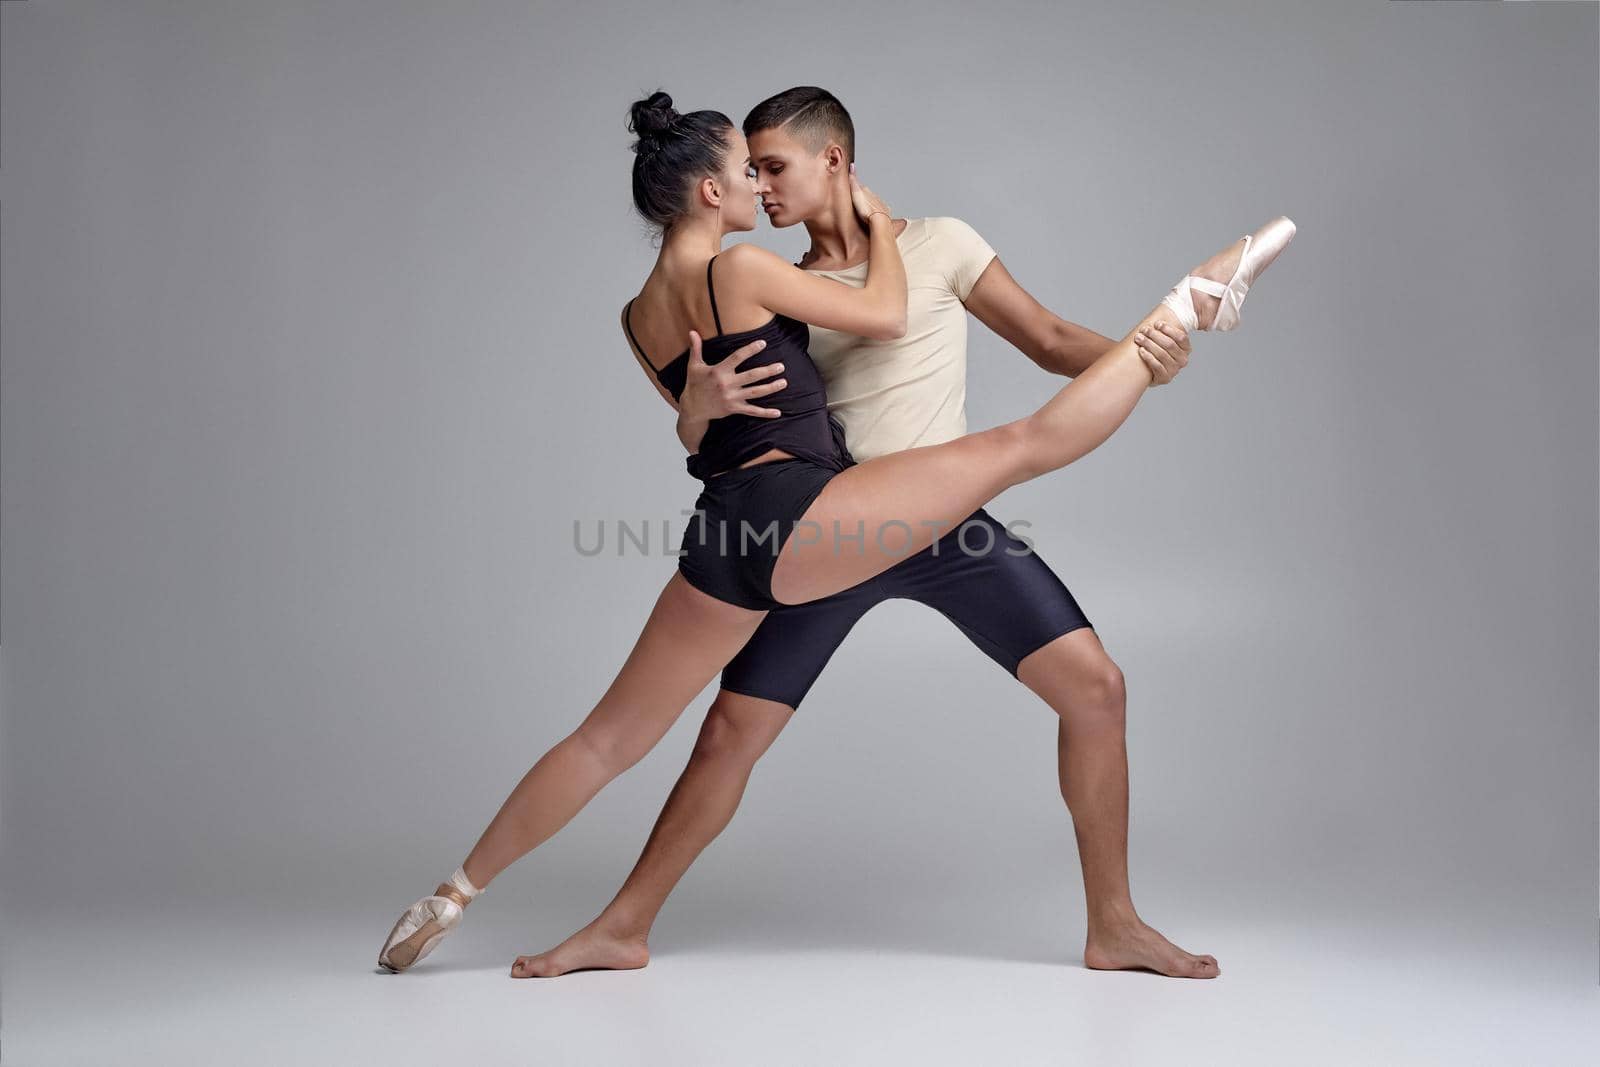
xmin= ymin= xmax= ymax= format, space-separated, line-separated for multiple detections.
xmin=712 ymin=243 xmax=794 ymax=303
xmin=717 ymin=241 xmax=786 ymax=271
xmin=618 ymin=291 xmax=647 ymax=330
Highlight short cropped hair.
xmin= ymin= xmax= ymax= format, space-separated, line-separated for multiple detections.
xmin=742 ymin=86 xmax=855 ymax=163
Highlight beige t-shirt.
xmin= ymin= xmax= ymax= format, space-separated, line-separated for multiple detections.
xmin=803 ymin=216 xmax=997 ymax=462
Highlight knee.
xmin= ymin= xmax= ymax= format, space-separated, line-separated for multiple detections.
xmin=999 ymin=418 xmax=1048 ymax=483
xmin=691 ymin=694 xmax=788 ymax=768
xmin=572 ymin=723 xmax=652 ymax=779
xmin=1068 ymin=657 xmax=1126 ymax=731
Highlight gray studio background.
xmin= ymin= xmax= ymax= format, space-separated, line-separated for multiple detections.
xmin=3 ymin=1 xmax=1597 ymax=1064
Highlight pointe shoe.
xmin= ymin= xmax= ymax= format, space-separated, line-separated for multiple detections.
xmin=377 ymin=865 xmax=483 ymax=973
xmin=1160 ymin=215 xmax=1297 ymax=332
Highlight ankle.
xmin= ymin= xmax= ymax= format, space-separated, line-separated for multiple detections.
xmin=435 ymin=863 xmax=486 ymax=908
xmin=435 ymin=883 xmax=472 ymax=908
xmin=595 ymin=905 xmax=653 ymax=943
xmin=1087 ymin=900 xmax=1140 ymax=932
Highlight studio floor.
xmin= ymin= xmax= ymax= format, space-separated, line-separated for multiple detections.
xmin=5 ymin=899 xmax=1596 ymax=1065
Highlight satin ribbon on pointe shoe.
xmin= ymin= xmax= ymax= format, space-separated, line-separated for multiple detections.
xmin=1160 ymin=215 xmax=1297 ymax=333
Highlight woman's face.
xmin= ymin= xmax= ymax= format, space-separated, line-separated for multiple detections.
xmin=718 ymin=127 xmax=760 ymax=233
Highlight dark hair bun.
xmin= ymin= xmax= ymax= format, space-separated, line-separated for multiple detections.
xmin=626 ymin=94 xmax=736 ymax=233
xmin=628 ymin=91 xmax=678 ymax=143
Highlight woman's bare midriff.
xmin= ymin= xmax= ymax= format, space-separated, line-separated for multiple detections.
xmin=738 ymin=448 xmax=794 ymax=469
xmin=699 ymin=447 xmax=795 ymax=479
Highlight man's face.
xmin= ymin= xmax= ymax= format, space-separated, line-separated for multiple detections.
xmin=746 ymin=125 xmax=837 ymax=229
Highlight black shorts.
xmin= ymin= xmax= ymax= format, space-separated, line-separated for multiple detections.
xmin=717 ymin=505 xmax=1094 ymax=707
xmin=676 ymin=455 xmax=844 ymax=611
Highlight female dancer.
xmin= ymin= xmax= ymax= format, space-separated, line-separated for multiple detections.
xmin=377 ymin=91 xmax=1295 ymax=974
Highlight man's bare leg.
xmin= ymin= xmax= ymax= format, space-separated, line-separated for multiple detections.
xmin=1016 ymin=628 xmax=1219 ymax=978
xmin=512 ymin=691 xmax=794 ymax=978
xmin=515 ymin=628 xmax=1217 ymax=978
xmin=508 ymin=232 xmax=1276 ymax=978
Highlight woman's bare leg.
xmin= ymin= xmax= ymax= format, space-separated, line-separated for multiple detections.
xmin=511 ymin=689 xmax=794 ymax=977
xmin=771 ymin=235 xmax=1248 ymax=605
xmin=380 ymin=573 xmax=765 ymax=973
xmin=452 ymin=573 xmax=766 ymax=890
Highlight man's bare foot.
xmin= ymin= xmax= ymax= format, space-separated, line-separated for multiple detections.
xmin=1181 ymin=238 xmax=1247 ymax=331
xmin=1084 ymin=917 xmax=1220 ymax=979
xmin=510 ymin=920 xmax=649 ymax=979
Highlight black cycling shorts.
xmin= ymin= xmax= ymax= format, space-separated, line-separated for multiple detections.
xmin=718 ymin=505 xmax=1093 ymax=708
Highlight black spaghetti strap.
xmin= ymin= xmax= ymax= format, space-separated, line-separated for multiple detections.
xmin=623 ymin=298 xmax=655 ymax=370
xmin=706 ymin=256 xmax=724 ymax=336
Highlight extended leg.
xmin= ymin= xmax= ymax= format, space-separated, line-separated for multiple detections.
xmin=512 ymin=554 xmax=884 ymax=977
xmin=458 ymin=574 xmax=766 ymax=888
xmin=377 ymin=572 xmax=766 ymax=972
xmin=512 ymin=689 xmax=795 ymax=977
xmin=1017 ymin=628 xmax=1219 ymax=978
xmin=771 ymin=231 xmax=1267 ymax=605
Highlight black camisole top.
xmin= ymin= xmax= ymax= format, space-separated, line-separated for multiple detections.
xmin=625 ymin=254 xmax=839 ymax=481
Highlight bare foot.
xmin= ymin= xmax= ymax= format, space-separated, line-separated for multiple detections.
xmin=1181 ymin=238 xmax=1247 ymax=331
xmin=510 ymin=920 xmax=650 ymax=979
xmin=1084 ymin=918 xmax=1220 ymax=979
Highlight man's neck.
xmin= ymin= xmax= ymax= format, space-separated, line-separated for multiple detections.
xmin=798 ymin=185 xmax=903 ymax=271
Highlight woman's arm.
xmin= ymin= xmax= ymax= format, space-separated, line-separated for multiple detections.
xmin=719 ymin=172 xmax=907 ymax=340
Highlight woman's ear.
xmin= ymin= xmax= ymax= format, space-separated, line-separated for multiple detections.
xmin=698 ymin=175 xmax=720 ymax=209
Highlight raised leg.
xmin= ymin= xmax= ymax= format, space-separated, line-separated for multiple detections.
xmin=770 ymin=232 xmax=1256 ymax=606
xmin=1016 ymin=628 xmax=1219 ymax=978
xmin=511 ymin=688 xmax=794 ymax=977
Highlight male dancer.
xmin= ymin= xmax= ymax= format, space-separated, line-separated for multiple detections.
xmin=511 ymin=88 xmax=1217 ymax=979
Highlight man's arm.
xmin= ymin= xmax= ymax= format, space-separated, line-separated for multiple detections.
xmin=620 ymin=303 xmax=784 ymax=454
xmin=962 ymin=257 xmax=1188 ymax=381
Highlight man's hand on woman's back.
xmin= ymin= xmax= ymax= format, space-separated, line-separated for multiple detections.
xmin=678 ymin=331 xmax=788 ymax=422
